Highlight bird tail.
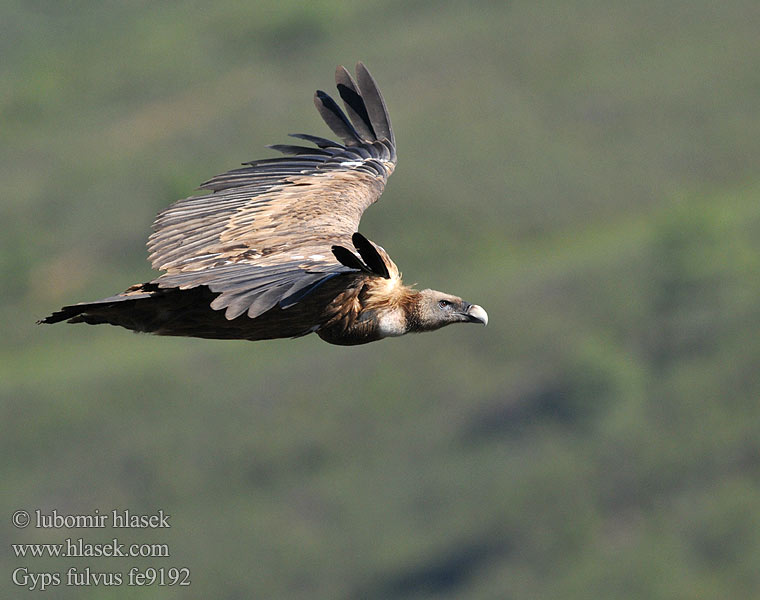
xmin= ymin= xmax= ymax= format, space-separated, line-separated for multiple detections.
xmin=38 ymin=283 xmax=159 ymax=330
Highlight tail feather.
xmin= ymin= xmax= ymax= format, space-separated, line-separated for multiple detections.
xmin=38 ymin=284 xmax=157 ymax=327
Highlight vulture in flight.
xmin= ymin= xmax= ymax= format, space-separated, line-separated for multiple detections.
xmin=41 ymin=63 xmax=488 ymax=345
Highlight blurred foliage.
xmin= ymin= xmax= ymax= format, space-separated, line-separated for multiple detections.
xmin=2 ymin=1 xmax=760 ymax=598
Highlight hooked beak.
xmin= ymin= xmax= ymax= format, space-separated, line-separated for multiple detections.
xmin=462 ymin=304 xmax=488 ymax=326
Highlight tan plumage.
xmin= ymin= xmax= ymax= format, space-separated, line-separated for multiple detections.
xmin=40 ymin=63 xmax=487 ymax=345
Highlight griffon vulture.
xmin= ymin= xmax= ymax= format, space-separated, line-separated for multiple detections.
xmin=40 ymin=63 xmax=488 ymax=345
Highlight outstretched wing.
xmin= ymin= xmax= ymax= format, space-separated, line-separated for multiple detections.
xmin=147 ymin=63 xmax=397 ymax=320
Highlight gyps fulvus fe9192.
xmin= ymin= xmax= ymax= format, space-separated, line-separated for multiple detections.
xmin=40 ymin=63 xmax=488 ymax=345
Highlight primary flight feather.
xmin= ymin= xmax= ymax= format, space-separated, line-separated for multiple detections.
xmin=40 ymin=63 xmax=488 ymax=345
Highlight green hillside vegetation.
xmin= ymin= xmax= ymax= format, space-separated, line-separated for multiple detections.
xmin=3 ymin=1 xmax=760 ymax=598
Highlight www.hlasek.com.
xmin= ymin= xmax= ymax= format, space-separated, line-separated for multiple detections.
xmin=10 ymin=509 xmax=190 ymax=591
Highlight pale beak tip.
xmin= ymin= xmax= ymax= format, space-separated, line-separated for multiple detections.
xmin=468 ymin=304 xmax=488 ymax=326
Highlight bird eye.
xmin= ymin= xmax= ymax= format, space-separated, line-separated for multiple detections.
xmin=438 ymin=300 xmax=451 ymax=309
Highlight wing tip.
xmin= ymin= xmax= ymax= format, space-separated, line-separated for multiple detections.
xmin=351 ymin=232 xmax=391 ymax=279
xmin=314 ymin=63 xmax=395 ymax=150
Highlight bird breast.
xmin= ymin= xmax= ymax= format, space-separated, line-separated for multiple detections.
xmin=376 ymin=307 xmax=407 ymax=337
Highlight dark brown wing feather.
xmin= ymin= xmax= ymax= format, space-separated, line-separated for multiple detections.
xmin=147 ymin=62 xmax=396 ymax=320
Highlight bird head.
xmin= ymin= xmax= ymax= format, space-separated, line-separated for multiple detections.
xmin=411 ymin=289 xmax=488 ymax=331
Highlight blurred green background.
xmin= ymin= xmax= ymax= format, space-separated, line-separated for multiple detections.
xmin=3 ymin=1 xmax=760 ymax=598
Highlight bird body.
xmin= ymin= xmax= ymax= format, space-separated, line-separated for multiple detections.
xmin=41 ymin=63 xmax=487 ymax=345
